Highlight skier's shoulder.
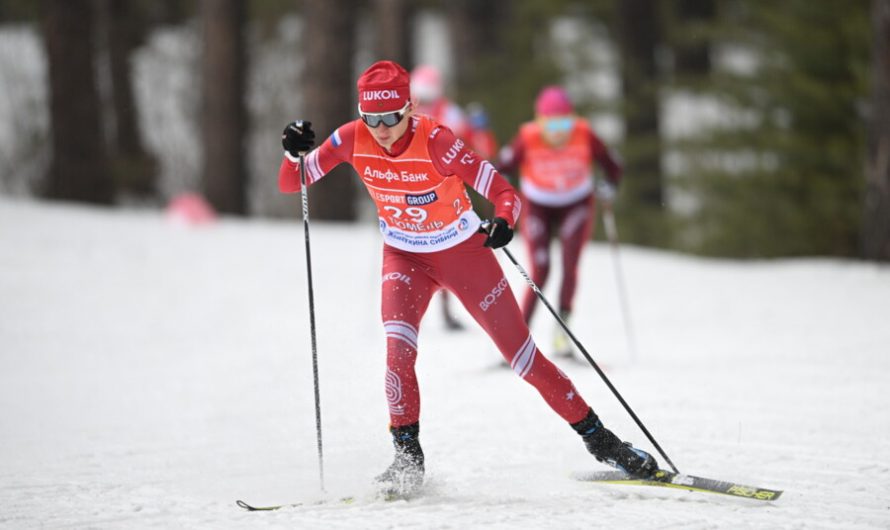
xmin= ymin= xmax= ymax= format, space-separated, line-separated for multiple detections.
xmin=426 ymin=120 xmax=463 ymax=157
xmin=330 ymin=119 xmax=361 ymax=147
xmin=519 ymin=120 xmax=539 ymax=137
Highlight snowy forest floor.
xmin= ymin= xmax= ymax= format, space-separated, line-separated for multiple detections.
xmin=2 ymin=198 xmax=889 ymax=529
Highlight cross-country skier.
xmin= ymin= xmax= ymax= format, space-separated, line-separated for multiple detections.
xmin=498 ymin=86 xmax=623 ymax=358
xmin=277 ymin=61 xmax=656 ymax=495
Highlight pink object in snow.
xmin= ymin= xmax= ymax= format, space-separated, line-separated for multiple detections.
xmin=535 ymin=85 xmax=573 ymax=117
xmin=165 ymin=193 xmax=217 ymax=225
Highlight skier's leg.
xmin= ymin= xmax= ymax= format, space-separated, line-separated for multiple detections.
xmin=519 ymin=201 xmax=552 ymax=324
xmin=442 ymin=234 xmax=589 ymax=424
xmin=552 ymin=197 xmax=595 ymax=357
xmin=557 ymin=196 xmax=595 ymax=315
xmin=441 ymin=234 xmax=658 ymax=477
xmin=377 ymin=247 xmax=436 ymax=493
xmin=380 ymin=248 xmax=436 ymax=428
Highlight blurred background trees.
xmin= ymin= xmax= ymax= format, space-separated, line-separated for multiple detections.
xmin=0 ymin=0 xmax=886 ymax=260
xmin=201 ymin=0 xmax=247 ymax=215
xmin=865 ymin=0 xmax=890 ymax=260
xmin=40 ymin=0 xmax=113 ymax=204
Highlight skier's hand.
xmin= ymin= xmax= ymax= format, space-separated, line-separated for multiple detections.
xmin=595 ymin=180 xmax=617 ymax=203
xmin=483 ymin=217 xmax=513 ymax=249
xmin=282 ymin=120 xmax=315 ymax=157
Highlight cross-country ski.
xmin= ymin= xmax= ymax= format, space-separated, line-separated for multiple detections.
xmin=574 ymin=470 xmax=783 ymax=501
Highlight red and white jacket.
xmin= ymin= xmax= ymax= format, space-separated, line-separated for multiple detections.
xmin=279 ymin=115 xmax=520 ymax=253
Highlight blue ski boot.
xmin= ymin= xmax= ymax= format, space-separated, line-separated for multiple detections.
xmin=572 ymin=409 xmax=658 ymax=478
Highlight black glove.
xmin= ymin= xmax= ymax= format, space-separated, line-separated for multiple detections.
xmin=483 ymin=217 xmax=514 ymax=249
xmin=281 ymin=120 xmax=315 ymax=157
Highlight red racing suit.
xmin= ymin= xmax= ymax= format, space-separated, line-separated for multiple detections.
xmin=278 ymin=115 xmax=591 ymax=427
xmin=499 ymin=119 xmax=622 ymax=322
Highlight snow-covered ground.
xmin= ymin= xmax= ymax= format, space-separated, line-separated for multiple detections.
xmin=1 ymin=198 xmax=889 ymax=529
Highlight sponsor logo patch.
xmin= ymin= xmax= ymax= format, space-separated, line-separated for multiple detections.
xmin=362 ymin=89 xmax=401 ymax=101
xmin=382 ymin=271 xmax=412 ymax=285
xmin=363 ymin=166 xmax=429 ymax=183
xmin=406 ymin=191 xmax=438 ymax=206
xmin=479 ymin=277 xmax=510 ymax=312
xmin=440 ymin=138 xmax=465 ymax=166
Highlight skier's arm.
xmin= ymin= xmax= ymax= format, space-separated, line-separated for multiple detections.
xmin=278 ymin=122 xmax=357 ymax=193
xmin=589 ymin=130 xmax=622 ymax=185
xmin=428 ymin=126 xmax=521 ymax=226
xmin=495 ymin=134 xmax=525 ymax=182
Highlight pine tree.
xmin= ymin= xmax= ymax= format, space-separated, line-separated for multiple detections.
xmin=863 ymin=0 xmax=890 ymax=261
xmin=676 ymin=0 xmax=871 ymax=257
xmin=300 ymin=0 xmax=358 ymax=221
xmin=41 ymin=0 xmax=114 ymax=204
xmin=201 ymin=0 xmax=248 ymax=215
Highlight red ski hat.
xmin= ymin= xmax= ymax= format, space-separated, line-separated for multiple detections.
xmin=357 ymin=60 xmax=411 ymax=113
xmin=535 ymin=85 xmax=573 ymax=116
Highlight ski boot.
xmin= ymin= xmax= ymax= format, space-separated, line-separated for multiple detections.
xmin=571 ymin=409 xmax=658 ymax=478
xmin=375 ymin=423 xmax=425 ymax=497
xmin=553 ymin=310 xmax=573 ymax=358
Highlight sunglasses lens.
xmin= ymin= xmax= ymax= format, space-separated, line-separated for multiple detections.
xmin=361 ymin=108 xmax=405 ymax=128
xmin=363 ymin=114 xmax=382 ymax=127
xmin=545 ymin=118 xmax=573 ymax=132
xmin=380 ymin=112 xmax=402 ymax=127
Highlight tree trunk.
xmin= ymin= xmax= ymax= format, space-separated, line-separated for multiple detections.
xmin=201 ymin=0 xmax=248 ymax=215
xmin=864 ymin=0 xmax=890 ymax=260
xmin=302 ymin=0 xmax=358 ymax=221
xmin=373 ymin=0 xmax=411 ymax=67
xmin=104 ymin=0 xmax=158 ymax=198
xmin=447 ymin=0 xmax=499 ymax=97
xmin=673 ymin=0 xmax=714 ymax=77
xmin=41 ymin=0 xmax=113 ymax=204
xmin=616 ymin=0 xmax=665 ymax=246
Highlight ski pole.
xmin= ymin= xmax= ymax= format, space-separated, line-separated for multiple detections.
xmin=602 ymin=203 xmax=638 ymax=361
xmin=299 ymin=149 xmax=325 ymax=492
xmin=492 ymin=230 xmax=679 ymax=473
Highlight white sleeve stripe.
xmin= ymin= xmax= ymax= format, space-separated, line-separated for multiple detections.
xmin=474 ymin=161 xmax=491 ymax=196
xmin=473 ymin=161 xmax=485 ymax=191
xmin=482 ymin=166 xmax=494 ymax=197
xmin=308 ymin=150 xmax=324 ymax=184
xmin=474 ymin=161 xmax=495 ymax=198
xmin=302 ymin=150 xmax=316 ymax=183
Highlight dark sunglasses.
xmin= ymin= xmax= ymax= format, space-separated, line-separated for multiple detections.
xmin=358 ymin=101 xmax=410 ymax=128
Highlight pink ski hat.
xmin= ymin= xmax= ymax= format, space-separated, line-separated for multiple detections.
xmin=535 ymin=85 xmax=574 ymax=116
xmin=357 ymin=60 xmax=411 ymax=113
